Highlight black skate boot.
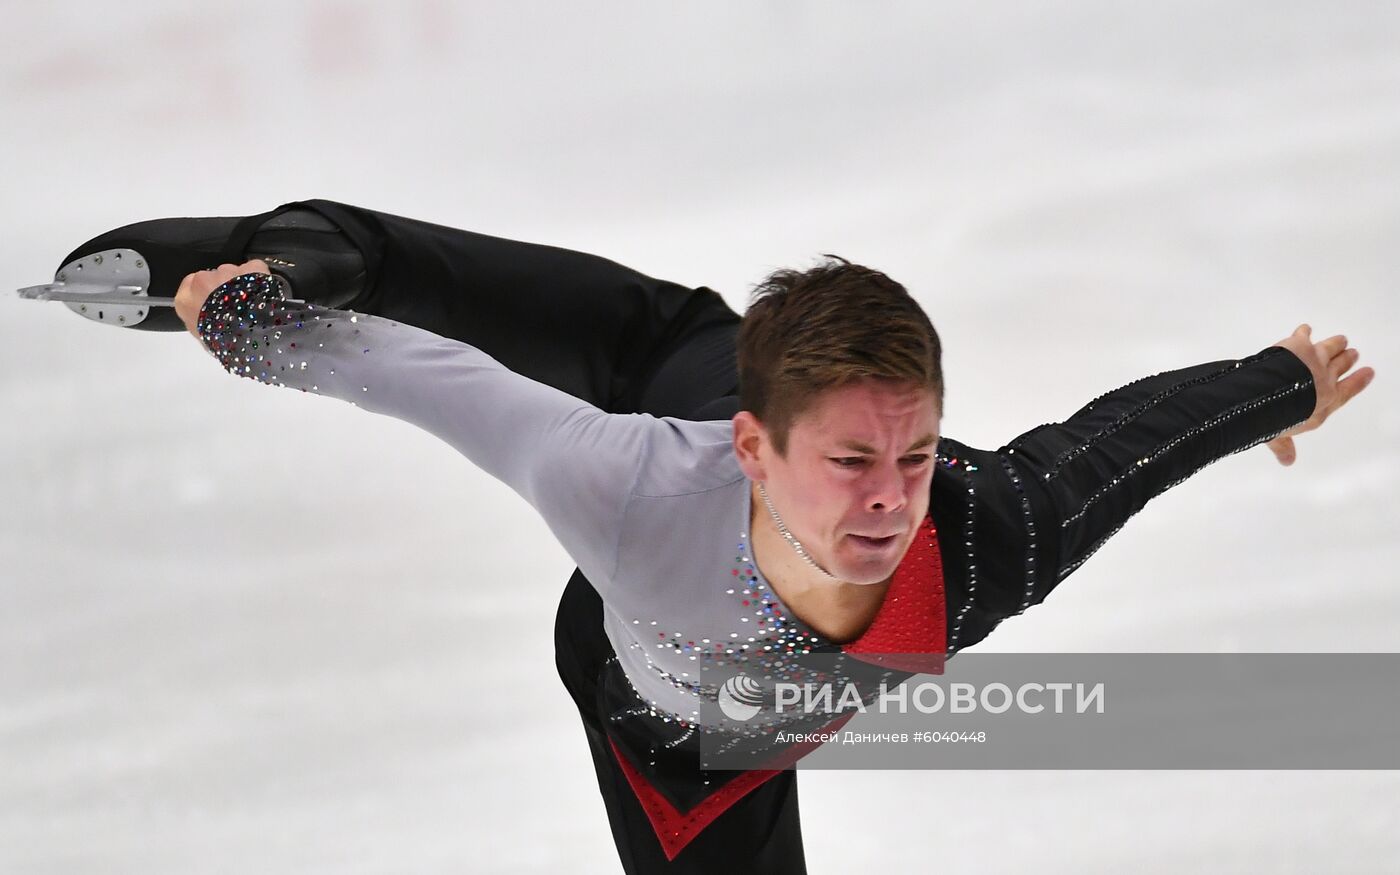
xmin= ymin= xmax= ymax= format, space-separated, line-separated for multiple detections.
xmin=16 ymin=202 xmax=367 ymax=331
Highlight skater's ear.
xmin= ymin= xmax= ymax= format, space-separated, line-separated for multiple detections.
xmin=732 ymin=410 xmax=771 ymax=481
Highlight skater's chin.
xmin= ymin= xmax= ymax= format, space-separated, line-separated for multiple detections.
xmin=826 ymin=526 xmax=917 ymax=584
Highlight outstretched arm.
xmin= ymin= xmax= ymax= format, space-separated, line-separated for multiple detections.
xmin=932 ymin=332 xmax=1373 ymax=653
xmin=180 ymin=262 xmax=658 ymax=589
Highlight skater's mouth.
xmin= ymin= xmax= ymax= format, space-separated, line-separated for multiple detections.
xmin=848 ymin=533 xmax=898 ymax=548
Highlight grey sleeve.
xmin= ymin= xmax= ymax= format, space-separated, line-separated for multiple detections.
xmin=195 ymin=272 xmax=649 ymax=585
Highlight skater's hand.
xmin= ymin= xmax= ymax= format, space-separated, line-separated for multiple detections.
xmin=174 ymin=259 xmax=272 ymax=339
xmin=1265 ymin=324 xmax=1375 ymax=466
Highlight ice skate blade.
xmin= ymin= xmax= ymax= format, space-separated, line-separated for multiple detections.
xmin=17 ymin=281 xmax=168 ymax=306
xmin=17 ymin=249 xmax=297 ymax=328
xmin=17 ymin=247 xmax=154 ymax=327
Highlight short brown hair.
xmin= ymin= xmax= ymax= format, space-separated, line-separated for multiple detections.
xmin=737 ymin=254 xmax=943 ymax=456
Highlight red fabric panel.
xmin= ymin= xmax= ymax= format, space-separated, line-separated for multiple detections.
xmin=842 ymin=514 xmax=947 ymax=672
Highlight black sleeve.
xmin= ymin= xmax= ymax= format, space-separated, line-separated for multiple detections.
xmin=930 ymin=344 xmax=1317 ymax=653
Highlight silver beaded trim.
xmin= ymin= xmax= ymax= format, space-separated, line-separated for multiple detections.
xmin=998 ymin=451 xmax=1039 ymax=613
xmin=1059 ymin=380 xmax=1313 ymax=529
xmin=1056 ymin=412 xmax=1311 ymax=579
xmin=1031 ymin=349 xmax=1288 ymax=482
xmin=937 ymin=449 xmax=978 ymax=652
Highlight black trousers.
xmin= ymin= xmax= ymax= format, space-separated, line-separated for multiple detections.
xmin=254 ymin=200 xmax=808 ymax=874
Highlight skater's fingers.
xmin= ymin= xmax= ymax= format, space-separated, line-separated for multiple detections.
xmin=1316 ymin=333 xmax=1347 ymax=361
xmin=174 ymin=270 xmax=200 ymax=337
xmin=176 ymin=266 xmax=232 ymax=337
xmin=1331 ymin=366 xmax=1376 ymax=414
xmin=175 ymin=269 xmax=195 ymax=302
xmin=1327 ymin=347 xmax=1360 ymax=380
xmin=1267 ymin=434 xmax=1297 ymax=466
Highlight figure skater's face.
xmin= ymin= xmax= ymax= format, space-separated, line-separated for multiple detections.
xmin=733 ymin=379 xmax=940 ymax=586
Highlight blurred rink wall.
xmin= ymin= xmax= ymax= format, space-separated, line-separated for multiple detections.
xmin=1 ymin=2 xmax=1397 ymax=872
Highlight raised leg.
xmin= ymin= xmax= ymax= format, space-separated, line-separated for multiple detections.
xmin=269 ymin=199 xmax=740 ymax=415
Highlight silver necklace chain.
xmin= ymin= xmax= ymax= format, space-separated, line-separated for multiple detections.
xmin=756 ymin=480 xmax=840 ymax=581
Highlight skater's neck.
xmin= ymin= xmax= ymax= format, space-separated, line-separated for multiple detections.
xmin=748 ymin=481 xmax=891 ymax=645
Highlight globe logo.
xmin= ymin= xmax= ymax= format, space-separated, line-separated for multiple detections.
xmin=717 ymin=673 xmax=765 ymax=721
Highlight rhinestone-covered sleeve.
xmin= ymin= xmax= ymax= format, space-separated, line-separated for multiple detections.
xmin=1017 ymin=345 xmax=1315 ymax=582
xmin=196 ymin=271 xmax=654 ymax=585
xmin=933 ymin=345 xmax=1316 ymax=651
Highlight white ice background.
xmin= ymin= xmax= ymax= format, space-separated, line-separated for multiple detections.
xmin=1 ymin=2 xmax=1398 ymax=872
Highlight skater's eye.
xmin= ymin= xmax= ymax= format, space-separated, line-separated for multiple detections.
xmin=830 ymin=455 xmax=930 ymax=469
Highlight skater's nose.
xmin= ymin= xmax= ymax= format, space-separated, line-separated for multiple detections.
xmin=862 ymin=460 xmax=908 ymax=514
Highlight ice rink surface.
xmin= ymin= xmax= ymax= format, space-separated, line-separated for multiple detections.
xmin=2 ymin=2 xmax=1397 ymax=872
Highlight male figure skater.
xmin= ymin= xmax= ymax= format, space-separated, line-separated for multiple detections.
xmin=42 ymin=200 xmax=1373 ymax=873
